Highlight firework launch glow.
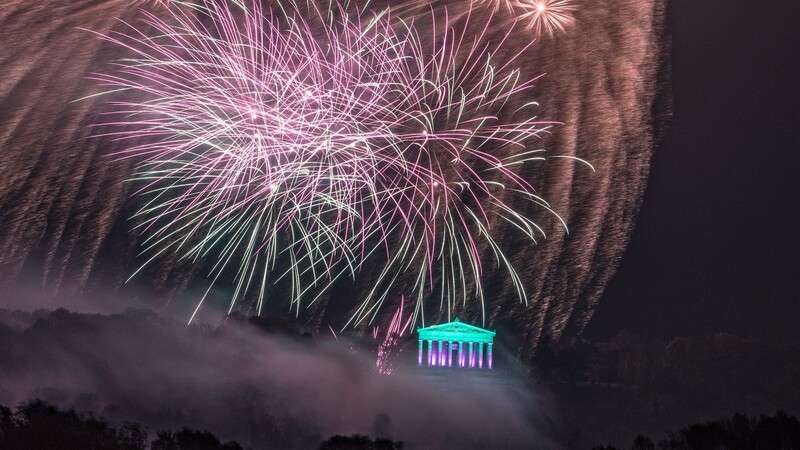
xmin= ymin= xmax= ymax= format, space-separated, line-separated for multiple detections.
xmin=374 ymin=296 xmax=413 ymax=375
xmin=89 ymin=0 xmax=588 ymax=326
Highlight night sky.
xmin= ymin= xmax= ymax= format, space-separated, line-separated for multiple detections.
xmin=0 ymin=0 xmax=799 ymax=448
xmin=586 ymin=0 xmax=800 ymax=342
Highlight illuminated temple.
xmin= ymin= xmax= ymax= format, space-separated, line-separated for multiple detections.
xmin=417 ymin=319 xmax=496 ymax=369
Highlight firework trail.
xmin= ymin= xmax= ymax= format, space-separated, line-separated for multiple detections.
xmin=89 ymin=0 xmax=582 ymax=325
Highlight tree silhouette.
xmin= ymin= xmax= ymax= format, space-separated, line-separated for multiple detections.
xmin=318 ymin=434 xmax=403 ymax=450
xmin=0 ymin=400 xmax=242 ymax=450
xmin=0 ymin=400 xmax=145 ymax=450
xmin=592 ymin=411 xmax=800 ymax=450
xmin=631 ymin=435 xmax=655 ymax=450
xmin=151 ymin=428 xmax=243 ymax=450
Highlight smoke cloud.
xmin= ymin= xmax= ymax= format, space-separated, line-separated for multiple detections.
xmin=0 ymin=308 xmax=558 ymax=449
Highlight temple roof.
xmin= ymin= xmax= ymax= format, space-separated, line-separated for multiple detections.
xmin=417 ymin=318 xmax=496 ymax=343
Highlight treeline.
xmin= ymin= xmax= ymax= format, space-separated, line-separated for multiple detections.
xmin=318 ymin=434 xmax=403 ymax=450
xmin=0 ymin=400 xmax=242 ymax=449
xmin=592 ymin=411 xmax=800 ymax=450
xmin=0 ymin=400 xmax=404 ymax=450
xmin=532 ymin=332 xmax=800 ymax=448
xmin=532 ymin=331 xmax=800 ymax=391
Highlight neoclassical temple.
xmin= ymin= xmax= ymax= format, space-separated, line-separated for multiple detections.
xmin=417 ymin=319 xmax=496 ymax=369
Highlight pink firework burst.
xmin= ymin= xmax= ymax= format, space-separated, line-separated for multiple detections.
xmin=472 ymin=0 xmax=576 ymax=38
xmin=89 ymin=0 xmax=421 ymax=319
xmin=87 ymin=0 xmax=584 ymax=326
xmin=515 ymin=0 xmax=576 ymax=37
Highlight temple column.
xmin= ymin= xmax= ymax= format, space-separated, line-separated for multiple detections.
xmin=418 ymin=340 xmax=423 ymax=366
xmin=458 ymin=342 xmax=464 ymax=367
xmin=448 ymin=342 xmax=453 ymax=367
xmin=437 ymin=340 xmax=444 ymax=366
xmin=427 ymin=340 xmax=433 ymax=366
xmin=468 ymin=342 xmax=474 ymax=368
xmin=478 ymin=342 xmax=484 ymax=368
xmin=488 ymin=343 xmax=493 ymax=369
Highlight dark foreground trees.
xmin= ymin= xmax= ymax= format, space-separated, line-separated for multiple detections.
xmin=592 ymin=411 xmax=800 ymax=450
xmin=0 ymin=400 xmax=404 ymax=450
xmin=318 ymin=434 xmax=403 ymax=450
xmin=151 ymin=429 xmax=243 ymax=450
xmin=0 ymin=400 xmax=241 ymax=450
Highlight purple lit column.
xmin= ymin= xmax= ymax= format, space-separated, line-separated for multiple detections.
xmin=437 ymin=340 xmax=444 ymax=366
xmin=427 ymin=340 xmax=433 ymax=366
xmin=458 ymin=342 xmax=464 ymax=367
xmin=468 ymin=342 xmax=474 ymax=368
xmin=418 ymin=340 xmax=423 ymax=366
xmin=488 ymin=343 xmax=493 ymax=369
xmin=448 ymin=342 xmax=453 ymax=367
xmin=478 ymin=342 xmax=484 ymax=368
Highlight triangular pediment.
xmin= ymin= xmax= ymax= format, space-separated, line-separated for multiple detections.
xmin=417 ymin=318 xmax=495 ymax=343
xmin=419 ymin=319 xmax=493 ymax=334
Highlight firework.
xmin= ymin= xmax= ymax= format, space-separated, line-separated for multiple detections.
xmin=89 ymin=0 xmax=582 ymax=325
xmin=515 ymin=0 xmax=576 ymax=37
xmin=473 ymin=0 xmax=576 ymax=38
xmin=344 ymin=4 xmax=581 ymax=328
xmin=90 ymin=0 xmax=411 ymax=319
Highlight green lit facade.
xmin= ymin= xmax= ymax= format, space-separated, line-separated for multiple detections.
xmin=417 ymin=319 xmax=495 ymax=369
